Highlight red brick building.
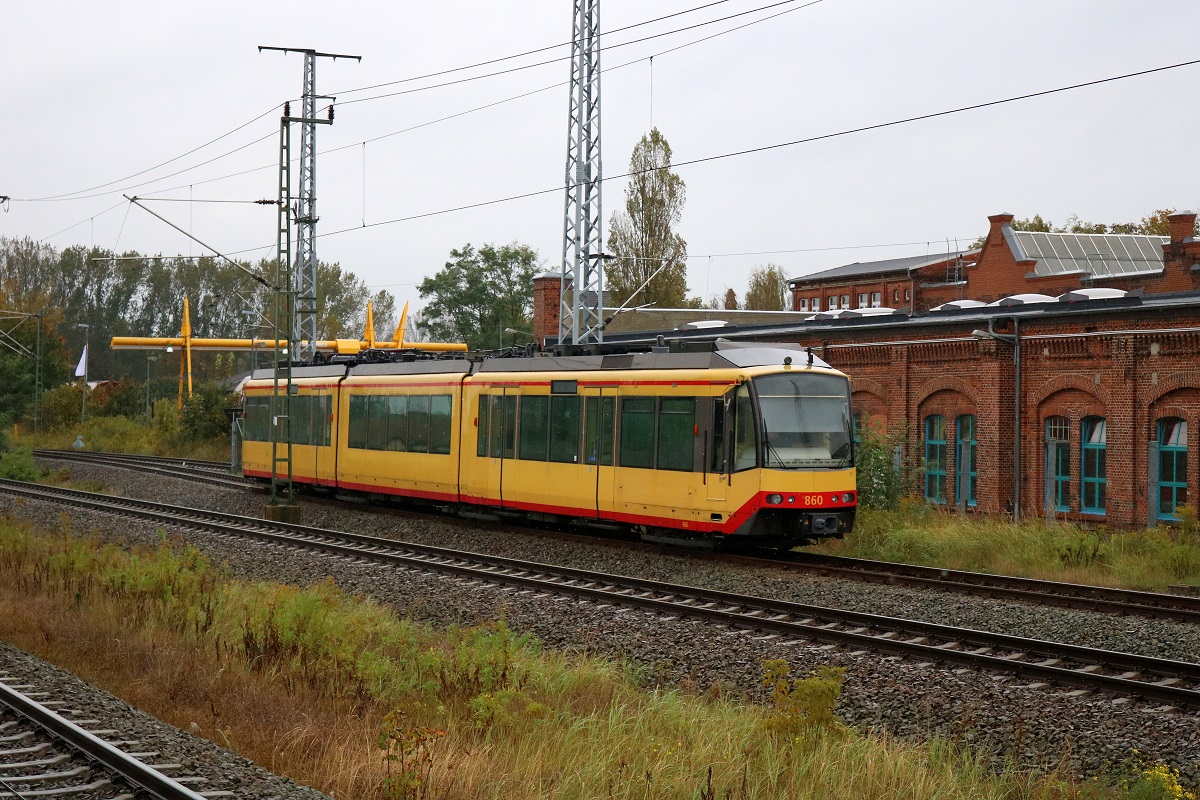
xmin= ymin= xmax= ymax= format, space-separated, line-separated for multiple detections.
xmin=531 ymin=211 xmax=1200 ymax=526
xmin=789 ymin=211 xmax=1200 ymax=313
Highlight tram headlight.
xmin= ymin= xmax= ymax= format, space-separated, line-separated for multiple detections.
xmin=842 ymin=493 xmax=854 ymax=503
xmin=766 ymin=494 xmax=783 ymax=505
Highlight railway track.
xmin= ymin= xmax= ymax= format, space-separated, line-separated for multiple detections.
xmin=3 ymin=478 xmax=1199 ymax=711
xmin=761 ymin=551 xmax=1200 ymax=624
xmin=31 ymin=450 xmax=248 ymax=490
xmin=0 ymin=674 xmax=228 ymax=799
xmin=30 ymin=449 xmax=1200 ymax=625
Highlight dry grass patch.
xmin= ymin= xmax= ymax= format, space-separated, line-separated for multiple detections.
xmin=812 ymin=501 xmax=1200 ymax=593
xmin=0 ymin=516 xmax=1183 ymax=799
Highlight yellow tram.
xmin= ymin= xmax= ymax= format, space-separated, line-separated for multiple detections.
xmin=241 ymin=341 xmax=856 ymax=548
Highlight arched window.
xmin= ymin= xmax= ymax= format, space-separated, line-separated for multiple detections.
xmin=1081 ymin=416 xmax=1106 ymax=515
xmin=1045 ymin=416 xmax=1070 ymax=513
xmin=956 ymin=415 xmax=977 ymax=507
xmin=924 ymin=415 xmax=946 ymax=504
xmin=1157 ymin=418 xmax=1188 ymax=522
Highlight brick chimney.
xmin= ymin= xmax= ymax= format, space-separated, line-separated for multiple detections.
xmin=985 ymin=213 xmax=1015 ymax=249
xmin=531 ymin=272 xmax=563 ymax=346
xmin=1168 ymin=210 xmax=1197 ymax=244
xmin=1163 ymin=211 xmax=1200 ymax=282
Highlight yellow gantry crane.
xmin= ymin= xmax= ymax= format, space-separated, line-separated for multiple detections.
xmin=111 ymin=297 xmax=465 ymax=408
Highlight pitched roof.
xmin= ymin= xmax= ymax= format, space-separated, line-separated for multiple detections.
xmin=1006 ymin=228 xmax=1167 ymax=279
xmin=788 ymin=252 xmax=973 ymax=285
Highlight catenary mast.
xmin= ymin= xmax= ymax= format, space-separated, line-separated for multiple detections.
xmin=559 ymin=0 xmax=604 ymax=345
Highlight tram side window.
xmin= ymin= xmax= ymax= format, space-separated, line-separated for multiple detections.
xmin=732 ymin=384 xmax=757 ymax=471
xmin=549 ymin=396 xmax=581 ymax=463
xmin=408 ymin=395 xmax=431 ymax=453
xmin=519 ymin=396 xmax=549 ymax=460
xmin=290 ymin=395 xmax=311 ymax=446
xmin=348 ymin=395 xmax=368 ymax=449
xmin=657 ymin=398 xmax=695 ymax=471
xmin=584 ymin=397 xmax=615 ymax=465
xmin=386 ymin=396 xmax=408 ymax=451
xmin=243 ymin=397 xmax=271 ymax=442
xmin=366 ymin=396 xmax=388 ymax=450
xmin=430 ymin=395 xmax=453 ymax=454
xmin=619 ymin=398 xmax=655 ymax=468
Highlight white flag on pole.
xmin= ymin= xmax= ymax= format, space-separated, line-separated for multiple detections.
xmin=74 ymin=344 xmax=88 ymax=378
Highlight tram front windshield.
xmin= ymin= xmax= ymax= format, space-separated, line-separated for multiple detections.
xmin=754 ymin=372 xmax=853 ymax=468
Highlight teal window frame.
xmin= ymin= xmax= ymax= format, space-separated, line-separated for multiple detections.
xmin=1081 ymin=416 xmax=1107 ymax=515
xmin=924 ymin=415 xmax=946 ymax=504
xmin=956 ymin=415 xmax=977 ymax=507
xmin=1046 ymin=416 xmax=1070 ymax=513
xmin=1157 ymin=417 xmax=1188 ymax=522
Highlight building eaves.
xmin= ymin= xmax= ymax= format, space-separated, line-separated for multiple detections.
xmin=788 ymin=251 xmax=978 ymax=286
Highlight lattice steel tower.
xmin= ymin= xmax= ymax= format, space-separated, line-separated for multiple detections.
xmin=261 ymin=46 xmax=360 ymax=360
xmin=560 ymin=0 xmax=604 ymax=345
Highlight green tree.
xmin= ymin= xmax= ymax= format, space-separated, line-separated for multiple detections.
xmin=606 ymin=128 xmax=688 ymax=308
xmin=418 ymin=242 xmax=541 ymax=350
xmin=744 ymin=264 xmax=789 ymax=311
xmin=1012 ymin=214 xmax=1052 ymax=232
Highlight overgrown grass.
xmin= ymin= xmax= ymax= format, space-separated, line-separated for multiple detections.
xmin=812 ymin=500 xmax=1200 ymax=593
xmin=17 ymin=407 xmax=230 ymax=461
xmin=2 ymin=516 xmax=1182 ymax=799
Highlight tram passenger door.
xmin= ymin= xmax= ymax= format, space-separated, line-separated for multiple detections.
xmin=487 ymin=392 xmax=516 ymax=507
xmin=309 ymin=390 xmax=322 ymax=484
xmin=703 ymin=394 xmax=729 ymax=503
xmin=583 ymin=390 xmax=616 ymax=519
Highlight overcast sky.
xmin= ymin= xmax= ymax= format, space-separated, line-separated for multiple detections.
xmin=4 ymin=0 xmax=1198 ymax=314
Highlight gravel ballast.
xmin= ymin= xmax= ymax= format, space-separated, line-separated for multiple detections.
xmin=5 ymin=461 xmax=1200 ymax=785
xmin=0 ymin=640 xmax=331 ymax=800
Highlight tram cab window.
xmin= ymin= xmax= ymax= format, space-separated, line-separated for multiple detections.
xmin=754 ymin=373 xmax=853 ymax=468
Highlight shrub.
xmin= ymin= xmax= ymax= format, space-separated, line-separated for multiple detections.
xmin=0 ymin=447 xmax=43 ymax=481
xmin=761 ymin=659 xmax=846 ymax=741
xmin=854 ymin=425 xmax=918 ymax=511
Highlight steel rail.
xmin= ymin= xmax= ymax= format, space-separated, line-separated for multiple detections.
xmin=32 ymin=450 xmax=228 ymax=470
xmin=3 ymin=479 xmax=1199 ymax=709
xmin=0 ymin=679 xmax=210 ymax=800
xmin=764 ymin=551 xmax=1200 ymax=623
xmin=31 ymin=450 xmax=248 ymax=489
xmin=21 ymin=450 xmax=1200 ymax=623
xmin=27 ymin=449 xmax=1200 ymax=623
